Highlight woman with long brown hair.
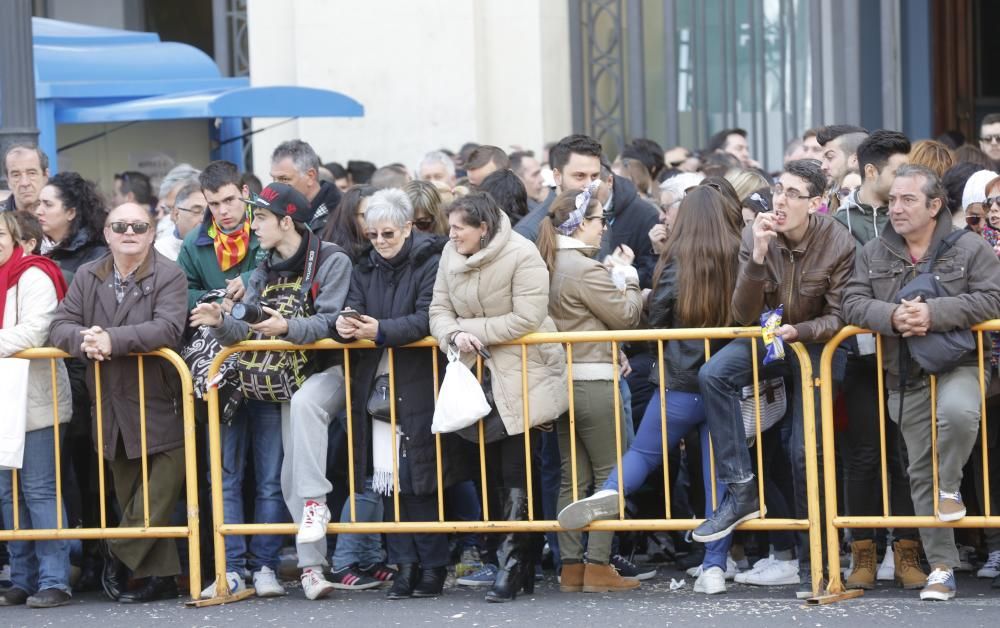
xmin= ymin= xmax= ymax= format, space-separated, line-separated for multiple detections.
xmin=557 ymin=185 xmax=742 ymax=595
xmin=535 ymin=184 xmax=644 ymax=594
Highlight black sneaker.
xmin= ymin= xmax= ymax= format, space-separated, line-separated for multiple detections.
xmin=611 ymin=554 xmax=656 ymax=581
xmin=359 ymin=562 xmax=397 ymax=585
xmin=691 ymin=480 xmax=762 ymax=543
xmin=330 ymin=566 xmax=382 ymax=590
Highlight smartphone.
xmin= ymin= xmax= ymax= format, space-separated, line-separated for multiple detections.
xmin=339 ymin=309 xmax=364 ymax=320
xmin=477 ymin=347 xmax=492 ymax=360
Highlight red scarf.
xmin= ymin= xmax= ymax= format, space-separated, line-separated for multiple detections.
xmin=0 ymin=246 xmax=69 ymax=322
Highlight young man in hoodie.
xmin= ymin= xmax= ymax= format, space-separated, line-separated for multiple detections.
xmin=191 ymin=182 xmax=353 ymax=601
xmin=270 ymin=140 xmax=343 ymax=235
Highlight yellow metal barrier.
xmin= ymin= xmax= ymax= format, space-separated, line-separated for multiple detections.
xmin=817 ymin=322 xmax=1000 ymax=605
xmin=202 ymin=327 xmax=828 ymax=601
xmin=2 ymin=347 xmax=201 ymax=599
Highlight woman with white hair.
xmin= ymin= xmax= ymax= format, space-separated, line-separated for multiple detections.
xmin=649 ymin=172 xmax=705 ymax=252
xmin=333 ymin=188 xmax=467 ymax=599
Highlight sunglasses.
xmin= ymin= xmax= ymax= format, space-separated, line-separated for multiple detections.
xmin=108 ymin=221 xmax=151 ymax=235
xmin=982 ymin=135 xmax=1000 ymax=144
xmin=836 ymin=186 xmax=858 ymax=200
xmin=966 ymin=215 xmax=983 ymax=226
xmin=413 ymin=217 xmax=435 ymax=230
xmin=987 ymin=196 xmax=1000 ymax=207
xmin=365 ymin=229 xmax=399 ymax=241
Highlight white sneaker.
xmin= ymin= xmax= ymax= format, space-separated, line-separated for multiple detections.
xmin=557 ymin=489 xmax=619 ymax=530
xmin=734 ymin=555 xmax=775 ymax=584
xmin=977 ymin=550 xmax=1000 ymax=578
xmin=877 ymin=546 xmax=895 ymax=581
xmin=297 ymin=500 xmax=331 ymax=545
xmin=300 ymin=567 xmax=335 ymax=600
xmin=686 ymin=556 xmax=738 ymax=580
xmin=740 ymin=558 xmax=800 ymax=586
xmin=200 ymin=571 xmax=246 ymax=598
xmin=253 ymin=566 xmax=286 ymax=597
xmin=693 ymin=566 xmax=727 ymax=594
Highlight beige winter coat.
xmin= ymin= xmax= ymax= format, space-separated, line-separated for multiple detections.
xmin=430 ymin=213 xmax=568 ymax=435
xmin=548 ymin=235 xmax=643 ymax=379
xmin=1 ymin=267 xmax=71 ymax=433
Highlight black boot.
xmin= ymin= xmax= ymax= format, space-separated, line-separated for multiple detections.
xmin=99 ymin=540 xmax=125 ymax=601
xmin=485 ymin=488 xmax=531 ymax=603
xmin=412 ymin=566 xmax=447 ymax=598
xmin=691 ymin=479 xmax=763 ymax=543
xmin=386 ymin=563 xmax=419 ymax=600
xmin=118 ymin=576 xmax=179 ymax=603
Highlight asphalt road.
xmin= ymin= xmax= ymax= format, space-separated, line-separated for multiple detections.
xmin=3 ymin=566 xmax=999 ymax=628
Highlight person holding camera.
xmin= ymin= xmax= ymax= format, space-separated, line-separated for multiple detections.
xmin=190 ymin=182 xmax=353 ymax=601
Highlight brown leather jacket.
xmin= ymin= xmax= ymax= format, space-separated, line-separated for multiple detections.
xmin=732 ymin=213 xmax=856 ymax=343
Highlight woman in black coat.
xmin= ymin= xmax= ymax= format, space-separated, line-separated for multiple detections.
xmin=333 ymin=189 xmax=469 ymax=600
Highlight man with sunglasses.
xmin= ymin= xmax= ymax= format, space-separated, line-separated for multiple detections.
xmin=692 ymin=159 xmax=856 ymax=599
xmin=979 ymin=113 xmax=1000 ymax=164
xmin=50 ymin=202 xmax=189 ymax=603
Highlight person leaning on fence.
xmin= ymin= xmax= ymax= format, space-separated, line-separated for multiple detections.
xmin=532 ymin=184 xmax=643 ymax=593
xmin=0 ymin=212 xmax=73 ymax=608
xmin=691 ymin=159 xmax=856 ymax=599
xmin=49 ymin=202 xmax=189 ymax=604
xmin=843 ymin=164 xmax=1000 ymax=602
xmin=190 ymin=182 xmax=353 ymax=601
xmin=558 ymin=185 xmax=748 ymax=595
xmin=332 ymin=188 xmax=471 ymax=600
xmin=429 ymin=191 xmax=568 ymax=603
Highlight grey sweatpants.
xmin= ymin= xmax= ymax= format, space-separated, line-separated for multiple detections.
xmin=888 ymin=365 xmax=981 ymax=568
xmin=280 ymin=364 xmax=346 ymax=569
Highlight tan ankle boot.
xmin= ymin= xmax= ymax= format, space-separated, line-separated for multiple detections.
xmin=845 ymin=539 xmax=877 ymax=590
xmin=894 ymin=539 xmax=927 ymax=590
xmin=582 ymin=562 xmax=640 ymax=593
xmin=560 ymin=563 xmax=585 ymax=592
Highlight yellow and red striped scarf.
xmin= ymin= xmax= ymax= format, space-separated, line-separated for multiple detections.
xmin=207 ymin=217 xmax=251 ymax=271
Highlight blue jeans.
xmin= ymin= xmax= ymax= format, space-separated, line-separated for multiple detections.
xmin=0 ymin=427 xmax=71 ymax=594
xmin=699 ymin=338 xmax=844 ymax=567
xmin=332 ymin=477 xmax=384 ymax=570
xmin=604 ymin=390 xmax=731 ymax=571
xmin=220 ymin=400 xmax=286 ymax=573
xmin=445 ymin=480 xmax=482 ymax=552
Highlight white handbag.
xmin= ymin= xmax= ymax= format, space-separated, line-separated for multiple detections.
xmin=0 ymin=357 xmax=31 ymax=470
xmin=431 ymin=348 xmax=491 ymax=434
xmin=740 ymin=377 xmax=787 ymax=443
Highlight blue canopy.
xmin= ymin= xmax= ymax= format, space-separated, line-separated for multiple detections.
xmin=30 ymin=17 xmax=364 ymax=168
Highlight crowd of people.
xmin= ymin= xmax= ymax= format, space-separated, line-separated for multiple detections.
xmin=2 ymin=117 xmax=1000 ymax=608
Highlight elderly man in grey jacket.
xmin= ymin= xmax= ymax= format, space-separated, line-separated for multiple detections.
xmin=844 ymin=164 xmax=1000 ymax=602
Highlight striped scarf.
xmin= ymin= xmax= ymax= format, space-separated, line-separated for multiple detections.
xmin=207 ymin=217 xmax=251 ymax=271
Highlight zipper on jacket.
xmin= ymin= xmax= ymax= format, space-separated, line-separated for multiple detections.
xmin=786 ymin=250 xmax=796 ymax=313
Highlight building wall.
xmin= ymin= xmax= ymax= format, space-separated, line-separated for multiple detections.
xmin=246 ymin=0 xmax=572 ymax=179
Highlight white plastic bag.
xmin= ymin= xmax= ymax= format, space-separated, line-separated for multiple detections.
xmin=432 ymin=348 xmax=491 ymax=434
xmin=0 ymin=357 xmax=31 ymax=470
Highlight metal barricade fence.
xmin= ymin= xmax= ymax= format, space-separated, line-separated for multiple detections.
xmin=203 ymin=328 xmax=828 ymax=602
xmin=2 ymin=348 xmax=201 ymax=599
xmin=817 ymin=322 xmax=1000 ymax=604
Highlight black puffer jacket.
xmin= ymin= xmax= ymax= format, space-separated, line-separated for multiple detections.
xmin=647 ymin=259 xmax=729 ymax=393
xmin=333 ymin=231 xmax=471 ymax=496
xmin=46 ymin=227 xmax=107 ymax=284
xmin=599 ymin=175 xmax=661 ymax=289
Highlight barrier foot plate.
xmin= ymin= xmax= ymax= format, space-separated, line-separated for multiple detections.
xmin=186 ymin=587 xmax=255 ymax=607
xmin=806 ymin=589 xmax=864 ymax=605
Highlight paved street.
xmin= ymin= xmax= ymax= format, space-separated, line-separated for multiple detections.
xmin=3 ymin=567 xmax=999 ymax=628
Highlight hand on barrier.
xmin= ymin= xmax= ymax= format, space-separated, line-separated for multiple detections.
xmin=190 ymin=302 xmax=224 ymax=328
xmin=452 ymin=331 xmax=485 ymax=355
xmin=80 ymin=326 xmax=111 ymax=361
xmin=893 ymin=297 xmax=930 ymax=337
xmin=774 ymin=324 xmax=799 ymax=343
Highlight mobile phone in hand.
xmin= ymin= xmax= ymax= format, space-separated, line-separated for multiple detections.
xmin=339 ymin=309 xmax=364 ymax=321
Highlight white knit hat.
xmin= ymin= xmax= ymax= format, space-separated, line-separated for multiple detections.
xmin=962 ymin=169 xmax=998 ymax=211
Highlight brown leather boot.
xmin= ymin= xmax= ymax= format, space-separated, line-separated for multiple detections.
xmin=894 ymin=539 xmax=927 ymax=590
xmin=559 ymin=563 xmax=585 ymax=592
xmin=582 ymin=562 xmax=641 ymax=593
xmin=845 ymin=539 xmax=877 ymax=590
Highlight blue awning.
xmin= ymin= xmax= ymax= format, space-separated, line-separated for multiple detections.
xmin=55 ymin=86 xmax=365 ymax=123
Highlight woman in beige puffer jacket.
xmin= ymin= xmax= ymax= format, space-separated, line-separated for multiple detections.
xmin=429 ymin=191 xmax=567 ymax=603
